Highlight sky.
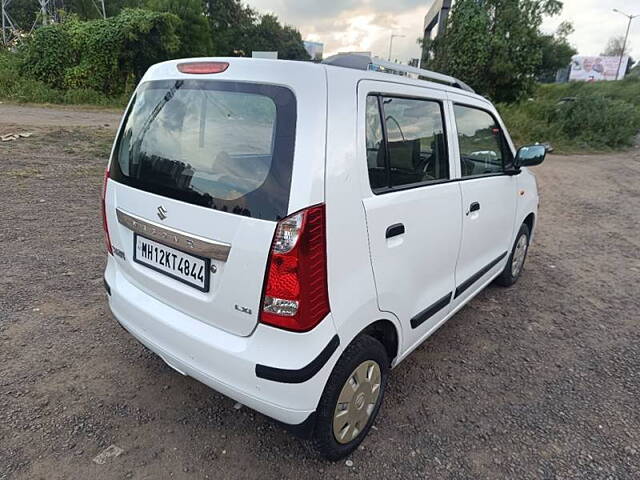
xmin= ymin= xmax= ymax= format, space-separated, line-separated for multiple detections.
xmin=246 ymin=0 xmax=640 ymax=62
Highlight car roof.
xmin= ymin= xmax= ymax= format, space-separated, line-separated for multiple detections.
xmin=141 ymin=57 xmax=489 ymax=106
xmin=321 ymin=62 xmax=488 ymax=104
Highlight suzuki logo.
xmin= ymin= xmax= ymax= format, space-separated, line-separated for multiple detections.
xmin=157 ymin=206 xmax=168 ymax=221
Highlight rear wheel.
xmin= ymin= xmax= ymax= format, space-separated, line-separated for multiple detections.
xmin=496 ymin=223 xmax=530 ymax=287
xmin=312 ymin=335 xmax=389 ymax=460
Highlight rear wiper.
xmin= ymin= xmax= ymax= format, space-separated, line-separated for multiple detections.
xmin=130 ymin=81 xmax=184 ymax=172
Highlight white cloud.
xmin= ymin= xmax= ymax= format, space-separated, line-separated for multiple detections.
xmin=246 ymin=0 xmax=640 ymax=62
xmin=542 ymin=0 xmax=639 ymax=59
xmin=247 ymin=0 xmax=426 ymax=61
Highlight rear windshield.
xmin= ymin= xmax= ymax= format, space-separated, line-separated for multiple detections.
xmin=110 ymin=79 xmax=297 ymax=221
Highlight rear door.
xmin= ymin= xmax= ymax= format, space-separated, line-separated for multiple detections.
xmin=105 ymin=76 xmax=301 ymax=337
xmin=359 ymin=81 xmax=463 ymax=345
xmin=447 ymin=96 xmax=517 ymax=303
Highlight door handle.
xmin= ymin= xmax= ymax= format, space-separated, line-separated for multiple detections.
xmin=386 ymin=223 xmax=405 ymax=238
xmin=467 ymin=202 xmax=480 ymax=215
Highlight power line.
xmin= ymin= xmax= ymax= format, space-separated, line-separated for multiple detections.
xmin=92 ymin=0 xmax=106 ymax=19
xmin=1 ymin=0 xmax=18 ymax=46
xmin=1 ymin=0 xmax=91 ymax=44
xmin=39 ymin=0 xmax=51 ymax=25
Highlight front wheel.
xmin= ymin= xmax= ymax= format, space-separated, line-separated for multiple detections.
xmin=495 ymin=223 xmax=530 ymax=287
xmin=312 ymin=335 xmax=389 ymax=460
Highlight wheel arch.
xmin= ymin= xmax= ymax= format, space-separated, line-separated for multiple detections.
xmin=523 ymin=212 xmax=535 ymax=235
xmin=356 ymin=319 xmax=400 ymax=364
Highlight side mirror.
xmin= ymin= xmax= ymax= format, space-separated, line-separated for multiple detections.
xmin=514 ymin=144 xmax=546 ymax=168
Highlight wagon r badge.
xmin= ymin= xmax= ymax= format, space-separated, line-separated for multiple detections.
xmin=157 ymin=206 xmax=168 ymax=220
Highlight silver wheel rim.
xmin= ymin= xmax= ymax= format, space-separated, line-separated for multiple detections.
xmin=511 ymin=234 xmax=528 ymax=277
xmin=332 ymin=360 xmax=382 ymax=444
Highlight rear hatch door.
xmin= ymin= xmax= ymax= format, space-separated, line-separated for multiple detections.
xmin=106 ymin=76 xmax=297 ymax=337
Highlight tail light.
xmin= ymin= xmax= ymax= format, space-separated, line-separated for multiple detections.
xmin=101 ymin=167 xmax=113 ymax=255
xmin=259 ymin=205 xmax=330 ymax=332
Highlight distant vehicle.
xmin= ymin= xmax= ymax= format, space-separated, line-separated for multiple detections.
xmin=102 ymin=54 xmax=546 ymax=459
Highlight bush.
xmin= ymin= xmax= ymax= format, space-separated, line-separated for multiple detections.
xmin=17 ymin=9 xmax=180 ymax=96
xmin=500 ymin=77 xmax=640 ymax=152
xmin=18 ymin=25 xmax=74 ymax=90
xmin=0 ymin=51 xmax=126 ymax=107
xmin=62 ymin=88 xmax=128 ymax=106
xmin=554 ymin=96 xmax=640 ymax=148
xmin=0 ymin=52 xmax=55 ymax=103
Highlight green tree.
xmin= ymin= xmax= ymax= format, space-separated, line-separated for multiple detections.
xmin=245 ymin=14 xmax=310 ymax=60
xmin=601 ymin=36 xmax=634 ymax=76
xmin=146 ymin=0 xmax=212 ymax=57
xmin=422 ymin=0 xmax=490 ymax=93
xmin=416 ymin=36 xmax=432 ymax=67
xmin=277 ymin=24 xmax=310 ymax=60
xmin=204 ymin=0 xmax=309 ymax=59
xmin=205 ymin=0 xmax=256 ymax=55
xmin=535 ymin=21 xmax=576 ymax=83
xmin=422 ymin=0 xmax=564 ymax=102
xmin=60 ymin=0 xmax=106 ymax=19
xmin=601 ymin=35 xmax=630 ymax=57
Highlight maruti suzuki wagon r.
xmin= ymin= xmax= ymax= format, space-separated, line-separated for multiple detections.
xmin=102 ymin=54 xmax=546 ymax=459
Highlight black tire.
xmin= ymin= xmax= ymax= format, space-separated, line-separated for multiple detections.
xmin=312 ymin=335 xmax=389 ymax=460
xmin=495 ymin=223 xmax=530 ymax=287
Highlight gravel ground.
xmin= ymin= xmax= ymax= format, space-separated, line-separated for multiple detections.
xmin=0 ymin=103 xmax=122 ymax=128
xmin=1 ymin=105 xmax=639 ymax=479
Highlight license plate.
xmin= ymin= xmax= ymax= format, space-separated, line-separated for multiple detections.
xmin=133 ymin=234 xmax=210 ymax=292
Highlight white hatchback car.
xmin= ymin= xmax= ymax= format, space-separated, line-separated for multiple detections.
xmin=102 ymin=54 xmax=546 ymax=459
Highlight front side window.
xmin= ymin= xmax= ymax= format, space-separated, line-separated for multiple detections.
xmin=453 ymin=105 xmax=510 ymax=178
xmin=111 ymin=79 xmax=296 ymax=221
xmin=365 ymin=94 xmax=449 ymax=192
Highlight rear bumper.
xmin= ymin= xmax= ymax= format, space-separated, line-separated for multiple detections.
xmin=104 ymin=257 xmax=339 ymax=425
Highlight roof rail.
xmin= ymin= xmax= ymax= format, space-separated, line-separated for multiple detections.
xmin=322 ymin=53 xmax=475 ymax=94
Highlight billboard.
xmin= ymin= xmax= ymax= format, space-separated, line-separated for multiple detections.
xmin=569 ymin=55 xmax=629 ymax=82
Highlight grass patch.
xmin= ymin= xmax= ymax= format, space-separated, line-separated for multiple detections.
xmin=5 ymin=167 xmax=42 ymax=178
xmin=48 ymin=127 xmax=115 ymax=158
xmin=499 ymin=77 xmax=640 ymax=153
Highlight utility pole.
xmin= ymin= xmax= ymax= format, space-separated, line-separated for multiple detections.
xmin=612 ymin=9 xmax=638 ymax=80
xmin=387 ymin=33 xmax=405 ymax=61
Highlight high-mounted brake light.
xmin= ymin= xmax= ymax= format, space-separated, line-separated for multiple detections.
xmin=101 ymin=167 xmax=113 ymax=255
xmin=177 ymin=62 xmax=229 ymax=74
xmin=259 ymin=205 xmax=330 ymax=332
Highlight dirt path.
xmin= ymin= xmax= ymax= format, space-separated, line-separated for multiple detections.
xmin=0 ymin=103 xmax=122 ymax=129
xmin=1 ymin=106 xmax=639 ymax=479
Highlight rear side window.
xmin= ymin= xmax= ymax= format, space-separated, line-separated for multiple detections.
xmin=111 ymin=80 xmax=296 ymax=221
xmin=365 ymin=94 xmax=449 ymax=192
xmin=365 ymin=96 xmax=387 ymax=190
xmin=453 ymin=105 xmax=511 ymax=177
